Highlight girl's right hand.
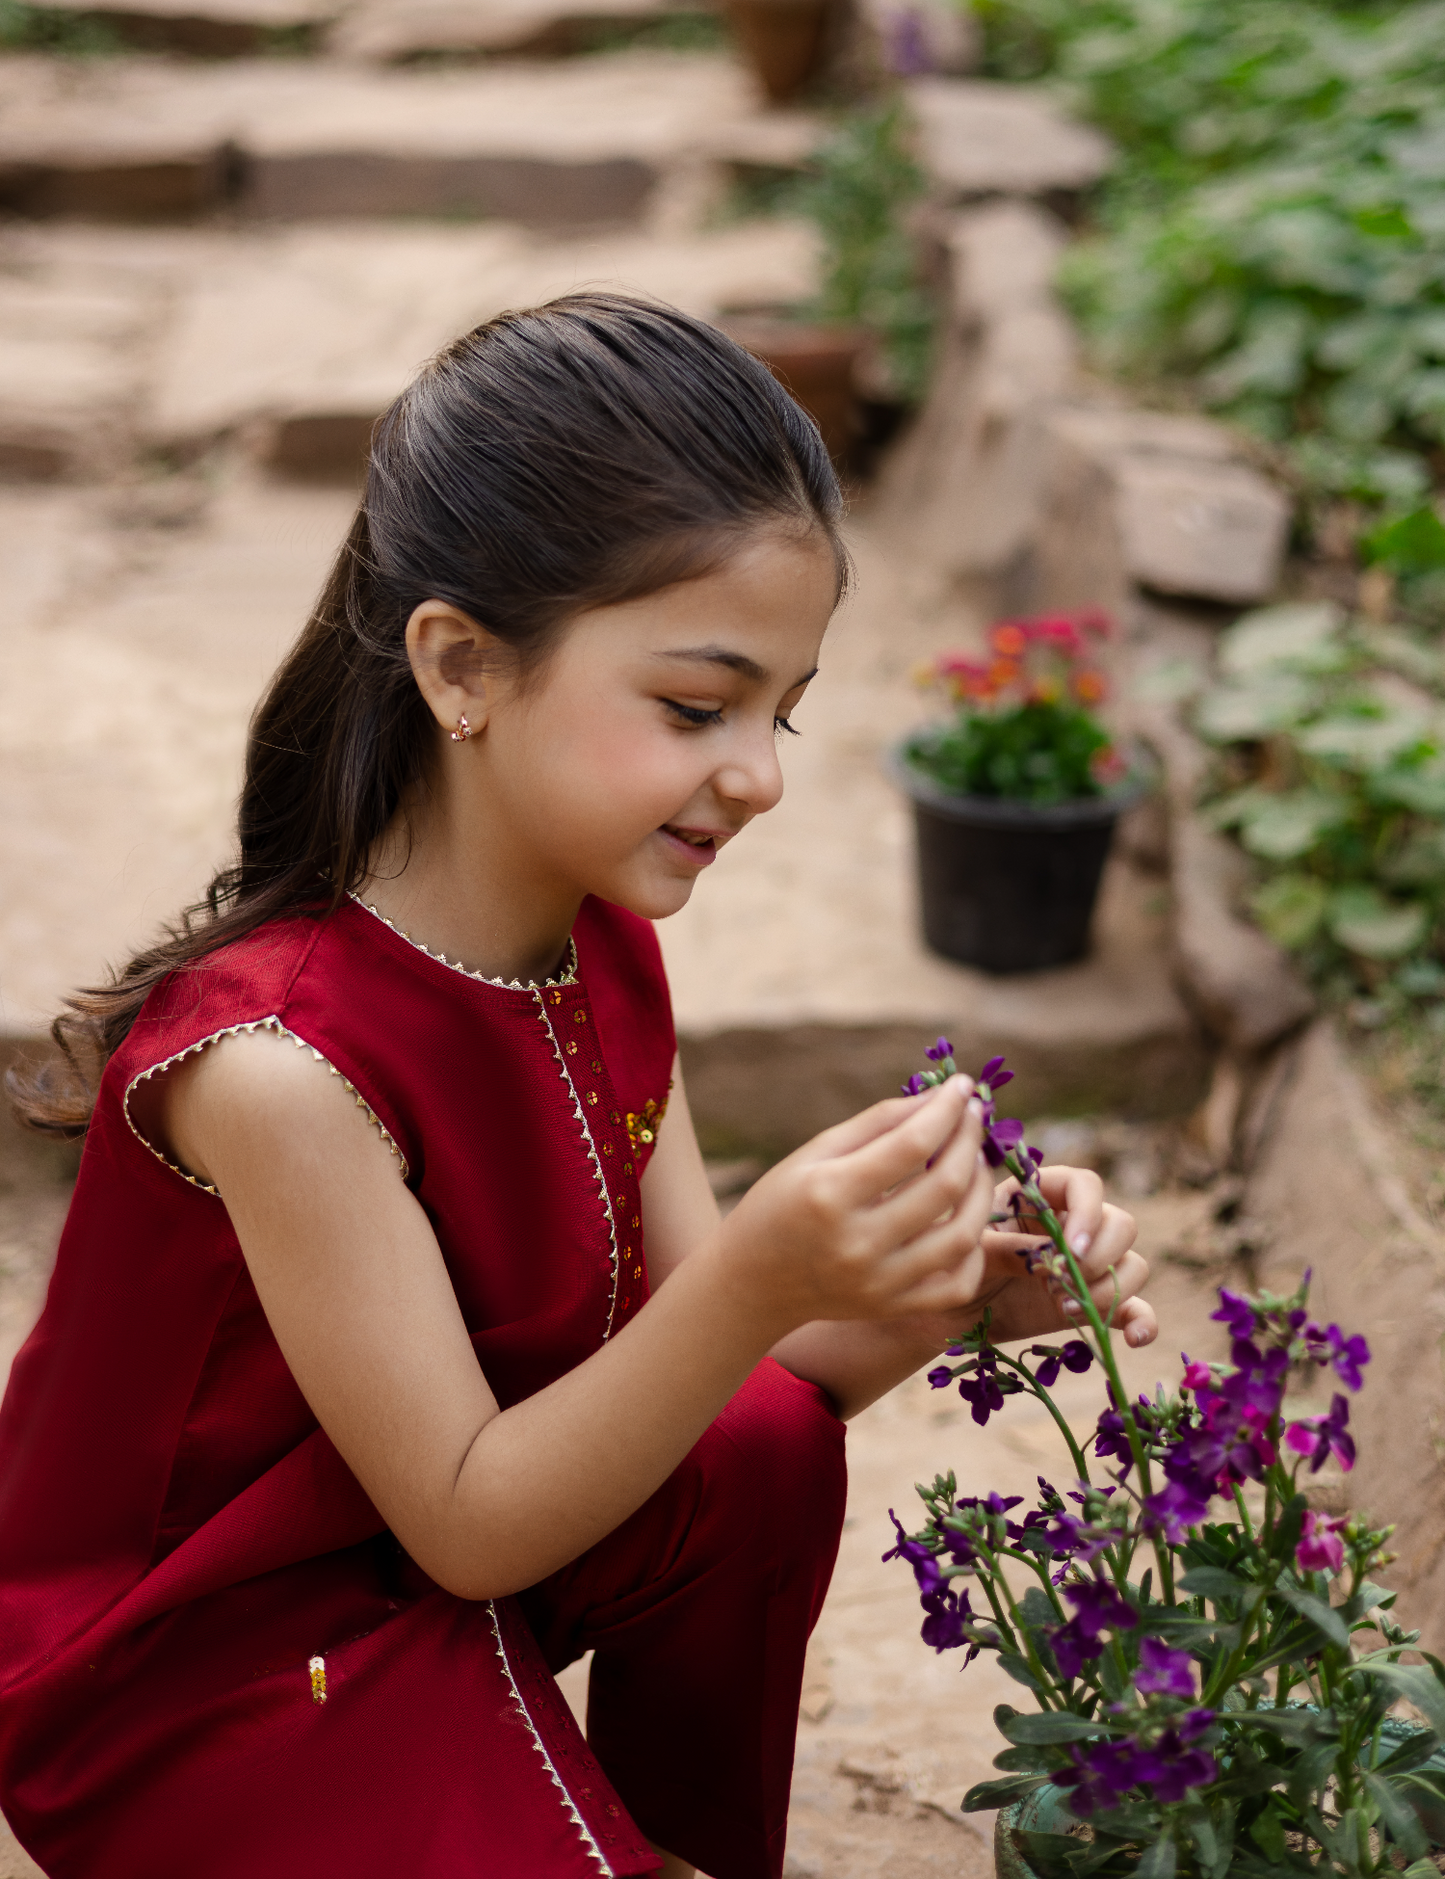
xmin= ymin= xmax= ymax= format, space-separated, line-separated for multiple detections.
xmin=715 ymin=1078 xmax=995 ymax=1332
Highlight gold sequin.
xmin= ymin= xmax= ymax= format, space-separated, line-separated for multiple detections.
xmin=591 ymin=1060 xmax=602 ymax=1073
xmin=309 ymin=1656 xmax=327 ymax=1705
xmin=631 ymin=1214 xmax=640 ymax=1229
xmin=573 ymin=1010 xmax=587 ymax=1025
xmin=586 ymin=1091 xmax=599 ymax=1106
xmin=624 ymin=1093 xmax=670 ymax=1154
xmin=602 ymin=1142 xmax=614 ymax=1156
xmin=566 ymin=1040 xmax=578 ymax=1055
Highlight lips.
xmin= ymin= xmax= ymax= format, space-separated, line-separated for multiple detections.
xmin=659 ymin=824 xmax=723 ymax=867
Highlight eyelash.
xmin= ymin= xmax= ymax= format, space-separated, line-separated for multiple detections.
xmin=662 ymin=700 xmax=801 ymax=737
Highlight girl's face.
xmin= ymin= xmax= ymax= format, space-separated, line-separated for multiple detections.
xmin=474 ymin=527 xmax=839 ymax=922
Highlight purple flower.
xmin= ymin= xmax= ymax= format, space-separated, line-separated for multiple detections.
xmin=1284 ymin=1393 xmax=1355 ymax=1473
xmin=1055 ymin=1739 xmax=1142 ymax=1815
xmin=982 ymin=1114 xmax=1024 ymax=1169
xmin=1133 ymin=1739 xmax=1218 ymax=1804
xmin=955 ymin=1350 xmax=1023 ymax=1425
xmin=1326 ymin=1325 xmax=1370 ymax=1391
xmin=882 ymin=1510 xmax=942 ymax=1592
xmin=1135 ymin=1636 xmax=1196 ymax=1699
xmin=1142 ymin=1478 xmax=1211 ymax=1544
xmin=1042 ymin=1511 xmax=1112 ymax=1564
xmin=901 ymin=1072 xmax=929 ymax=1096
xmin=1211 ymin=1288 xmax=1257 ymax=1341
xmin=1093 ymin=1405 xmax=1135 ymax=1473
xmin=1027 ymin=1340 xmax=1091 ymax=1387
xmin=979 ymin=1055 xmax=1013 ymax=1090
xmin=1180 ymin=1353 xmax=1213 ymax=1393
xmin=884 ymin=6 xmax=935 ymax=77
xmin=1295 ymin=1508 xmax=1347 ymax=1575
xmin=1048 ymin=1578 xmax=1138 ymax=1678
xmin=924 ymin=1036 xmax=954 ymax=1062
xmin=926 ymin=1365 xmax=952 ymax=1390
xmin=919 ymin=1581 xmax=970 ymax=1652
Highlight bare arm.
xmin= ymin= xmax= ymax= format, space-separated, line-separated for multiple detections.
xmin=161 ymin=1030 xmax=994 ymax=1601
xmin=641 ymin=1059 xmax=1157 ymax=1420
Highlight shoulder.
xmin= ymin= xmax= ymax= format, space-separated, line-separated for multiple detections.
xmin=118 ymin=912 xmax=327 ymax=1083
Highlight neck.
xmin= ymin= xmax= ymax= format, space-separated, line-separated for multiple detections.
xmin=357 ymin=768 xmax=579 ymax=986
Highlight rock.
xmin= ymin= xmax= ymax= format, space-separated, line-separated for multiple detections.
xmin=141 ymin=219 xmax=818 ymax=463
xmin=330 ymin=0 xmax=711 ymax=61
xmin=907 ymin=77 xmax=1112 ymax=206
xmin=0 ymin=51 xmax=761 ymax=226
xmin=0 ymin=233 xmax=162 ymax=477
xmin=874 ymin=200 xmax=1077 ymax=596
xmin=1036 ymin=406 xmax=1292 ymax=607
xmin=26 ymin=0 xmax=338 ymax=57
xmin=1140 ymin=703 xmax=1314 ymax=1056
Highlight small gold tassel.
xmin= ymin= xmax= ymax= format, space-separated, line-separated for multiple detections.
xmin=308 ymin=1655 xmax=327 ymax=1705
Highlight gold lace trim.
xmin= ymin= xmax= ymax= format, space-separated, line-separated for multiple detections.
xmin=349 ymin=895 xmax=578 ymax=991
xmin=122 ymin=1015 xmax=409 ymax=1197
xmin=532 ymin=989 xmax=622 ymax=1341
xmin=485 ymin=1602 xmax=614 ymax=1875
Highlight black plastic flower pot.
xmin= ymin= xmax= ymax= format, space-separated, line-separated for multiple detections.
xmin=889 ymin=746 xmax=1148 ymax=975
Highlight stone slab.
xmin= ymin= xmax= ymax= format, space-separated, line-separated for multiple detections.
xmin=331 ymin=0 xmax=711 ymax=62
xmin=135 ymin=218 xmax=819 ymax=456
xmin=907 ymin=77 xmax=1112 ymax=204
xmin=0 ymin=50 xmax=761 ymax=224
xmin=27 ymin=0 xmax=340 ymax=57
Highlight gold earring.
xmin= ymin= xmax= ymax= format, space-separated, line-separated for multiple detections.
xmin=450 ymin=714 xmax=472 ymax=743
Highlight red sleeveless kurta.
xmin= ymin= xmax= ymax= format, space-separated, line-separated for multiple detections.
xmin=0 ymin=894 xmax=680 ymax=1878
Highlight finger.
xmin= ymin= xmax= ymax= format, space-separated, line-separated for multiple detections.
xmin=832 ymin=1079 xmax=978 ymax=1211
xmin=1116 ymin=1296 xmax=1158 ymax=1347
xmin=793 ymin=1085 xmax=965 ymax=1165
xmin=1068 ymin=1203 xmax=1139 ymax=1286
xmin=879 ymin=1154 xmax=997 ymax=1293
xmin=865 ymin=1100 xmax=985 ymax=1244
xmin=1032 ymin=1164 xmax=1105 ymax=1255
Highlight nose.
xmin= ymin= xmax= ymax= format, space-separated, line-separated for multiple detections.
xmin=713 ymin=723 xmax=785 ymax=819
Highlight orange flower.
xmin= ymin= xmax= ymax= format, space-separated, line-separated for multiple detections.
xmin=989 ymin=622 xmax=1028 ymax=658
xmin=988 ymin=657 xmax=1021 ymax=691
xmin=1073 ymin=669 xmax=1108 ymax=705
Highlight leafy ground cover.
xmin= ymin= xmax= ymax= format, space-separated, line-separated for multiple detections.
xmin=972 ymin=0 xmax=1445 ymax=523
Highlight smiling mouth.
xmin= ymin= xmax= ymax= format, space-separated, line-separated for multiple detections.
xmin=659 ymin=823 xmax=726 ymax=865
xmin=664 ymin=826 xmax=716 ymax=849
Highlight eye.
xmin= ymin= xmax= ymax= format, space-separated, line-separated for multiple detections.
xmin=774 ymin=716 xmax=801 ymax=737
xmin=661 ymin=699 xmax=724 ymax=728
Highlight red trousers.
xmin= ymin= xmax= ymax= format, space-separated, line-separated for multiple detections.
xmin=521 ymin=1358 xmax=848 ymax=1879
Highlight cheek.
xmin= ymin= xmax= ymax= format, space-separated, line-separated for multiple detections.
xmin=537 ymin=711 xmax=698 ymax=825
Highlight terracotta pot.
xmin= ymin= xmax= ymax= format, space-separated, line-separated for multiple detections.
xmin=722 ymin=0 xmax=832 ymax=103
xmin=719 ymin=316 xmax=867 ymax=461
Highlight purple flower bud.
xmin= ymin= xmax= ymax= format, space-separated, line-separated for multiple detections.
xmin=1061 ymin=1340 xmax=1093 ymax=1373
xmin=924 ymin=1036 xmax=954 ymax=1062
xmin=901 ymin=1072 xmax=929 ymax=1096
xmin=1211 ymin=1287 xmax=1258 ymax=1340
xmin=926 ymin=1365 xmax=952 ymax=1390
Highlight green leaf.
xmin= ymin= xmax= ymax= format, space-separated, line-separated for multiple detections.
xmin=1399 ymin=1862 xmax=1440 ymax=1879
xmin=1002 ymin=1711 xmax=1105 ymax=1744
xmin=1136 ymin=1837 xmax=1177 ymax=1879
xmin=1237 ymin=1707 xmax=1323 ymax=1745
xmin=1375 ymin=1730 xmax=1440 ymax=1775
xmin=998 ymin=1652 xmax=1045 ymax=1692
xmin=1250 ymin=1806 xmax=1288 ymax=1862
xmin=1250 ymin=872 xmax=1328 ymax=948
xmin=962 ymin=1773 xmax=1048 ymax=1813
xmin=1238 ymin=789 xmax=1348 ymax=860
xmin=1361 ymin=1662 xmax=1445 ymax=1737
xmin=1362 ymin=1769 xmax=1430 ymax=1860
xmin=1179 ymin=1566 xmax=1252 ymax=1602
xmin=1327 ymin=885 xmax=1429 ymax=960
xmin=994 ymin=1743 xmax=1054 ymax=1772
xmin=1371 ymin=766 xmax=1445 ymax=817
xmin=1019 ymin=1587 xmax=1058 ymax=1631
xmin=1274 ymin=1579 xmax=1351 ymax=1647
xmin=1195 ymin=676 xmax=1314 ymax=742
xmin=1218 ymin=602 xmax=1344 ymax=675
xmin=1363 ymin=506 xmax=1445 ymax=576
xmin=1296 ymin=711 xmax=1429 ymax=767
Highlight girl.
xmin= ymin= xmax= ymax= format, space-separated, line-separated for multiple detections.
xmin=0 ymin=294 xmax=1154 ymax=1879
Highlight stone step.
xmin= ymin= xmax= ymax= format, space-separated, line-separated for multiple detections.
xmin=0 ymin=215 xmax=819 ymax=478
xmin=0 ymin=49 xmax=773 ymax=223
xmin=330 ymin=0 xmax=724 ymax=62
xmin=26 ymin=0 xmax=339 ymax=56
xmin=907 ymin=76 xmax=1112 ymax=209
xmin=0 ymin=478 xmax=1206 ymax=1150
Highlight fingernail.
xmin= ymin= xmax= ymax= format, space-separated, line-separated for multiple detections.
xmin=1069 ymin=1230 xmax=1092 ymax=1256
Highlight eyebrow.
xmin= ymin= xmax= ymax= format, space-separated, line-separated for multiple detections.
xmin=653 ymin=645 xmax=819 ymax=689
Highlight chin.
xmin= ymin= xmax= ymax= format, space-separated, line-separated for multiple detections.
xmin=600 ymin=872 xmax=698 ymax=923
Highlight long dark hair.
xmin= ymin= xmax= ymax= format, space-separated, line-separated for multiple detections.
xmin=11 ymin=292 xmax=845 ymax=1136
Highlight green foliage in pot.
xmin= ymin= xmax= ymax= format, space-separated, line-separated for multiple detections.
xmin=734 ymin=99 xmax=935 ymax=401
xmin=1192 ymin=598 xmax=1445 ymax=1001
xmin=969 ymin=0 xmax=1445 ymax=516
xmin=905 ymin=612 xmax=1125 ymax=806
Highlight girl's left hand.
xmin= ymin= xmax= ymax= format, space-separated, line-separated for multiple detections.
xmin=902 ymin=1164 xmax=1155 ymax=1353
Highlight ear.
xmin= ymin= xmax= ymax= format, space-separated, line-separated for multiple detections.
xmin=405 ymin=601 xmax=511 ymax=737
